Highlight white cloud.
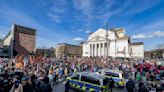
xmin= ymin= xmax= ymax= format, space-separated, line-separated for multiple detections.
xmin=73 ymin=0 xmax=92 ymax=19
xmin=72 ymin=29 xmax=92 ymax=34
xmin=153 ymin=31 xmax=164 ymax=37
xmin=72 ymin=29 xmax=83 ymax=33
xmin=72 ymin=0 xmax=160 ymax=26
xmin=132 ymin=31 xmax=164 ymax=39
xmin=132 ymin=34 xmax=146 ymax=39
xmin=45 ymin=0 xmax=68 ymax=23
xmin=0 ymin=3 xmax=72 ymax=47
xmin=129 ymin=18 xmax=164 ymax=40
xmin=0 ymin=34 xmax=5 ymax=39
xmin=48 ymin=14 xmax=61 ymax=23
xmin=72 ymin=37 xmax=83 ymax=41
xmin=124 ymin=0 xmax=160 ymax=14
xmin=85 ymin=30 xmax=91 ymax=34
xmin=77 ymin=29 xmax=83 ymax=32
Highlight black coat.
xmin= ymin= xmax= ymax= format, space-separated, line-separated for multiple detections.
xmin=23 ymin=83 xmax=34 ymax=92
xmin=108 ymin=78 xmax=114 ymax=88
xmin=42 ymin=84 xmax=52 ymax=92
xmin=126 ymin=81 xmax=134 ymax=92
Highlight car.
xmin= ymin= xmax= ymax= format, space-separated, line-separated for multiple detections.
xmin=66 ymin=72 xmax=110 ymax=92
xmin=98 ymin=69 xmax=126 ymax=88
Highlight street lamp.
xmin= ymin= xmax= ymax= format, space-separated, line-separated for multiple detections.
xmin=106 ymin=22 xmax=109 ymax=58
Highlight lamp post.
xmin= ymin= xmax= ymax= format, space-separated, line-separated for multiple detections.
xmin=106 ymin=23 xmax=108 ymax=57
xmin=114 ymin=30 xmax=117 ymax=58
xmin=105 ymin=22 xmax=109 ymax=60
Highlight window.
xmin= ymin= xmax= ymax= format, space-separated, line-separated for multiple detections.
xmin=105 ymin=72 xmax=119 ymax=77
xmin=72 ymin=74 xmax=79 ymax=80
xmin=81 ymin=76 xmax=100 ymax=85
xmin=3 ymin=50 xmax=9 ymax=53
xmin=85 ymin=52 xmax=88 ymax=54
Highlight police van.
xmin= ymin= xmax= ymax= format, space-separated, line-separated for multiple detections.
xmin=98 ymin=69 xmax=125 ymax=88
xmin=66 ymin=72 xmax=109 ymax=92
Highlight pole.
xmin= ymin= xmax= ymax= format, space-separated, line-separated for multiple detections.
xmin=115 ymin=36 xmax=116 ymax=58
xmin=106 ymin=22 xmax=109 ymax=57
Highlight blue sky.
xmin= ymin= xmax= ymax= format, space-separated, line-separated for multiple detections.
xmin=0 ymin=0 xmax=164 ymax=50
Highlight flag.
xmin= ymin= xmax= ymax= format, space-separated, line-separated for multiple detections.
xmin=15 ymin=54 xmax=24 ymax=68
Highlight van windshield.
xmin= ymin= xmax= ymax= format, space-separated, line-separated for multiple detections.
xmin=105 ymin=72 xmax=119 ymax=77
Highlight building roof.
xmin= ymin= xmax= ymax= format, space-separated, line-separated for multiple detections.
xmin=14 ymin=24 xmax=36 ymax=35
xmin=57 ymin=43 xmax=81 ymax=47
xmin=116 ymin=36 xmax=129 ymax=40
xmin=110 ymin=28 xmax=124 ymax=33
xmin=131 ymin=42 xmax=144 ymax=45
xmin=3 ymin=24 xmax=36 ymax=42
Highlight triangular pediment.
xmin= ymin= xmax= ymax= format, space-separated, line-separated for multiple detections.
xmin=88 ymin=35 xmax=105 ymax=42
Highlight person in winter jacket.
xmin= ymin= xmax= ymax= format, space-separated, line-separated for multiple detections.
xmin=126 ymin=78 xmax=135 ymax=92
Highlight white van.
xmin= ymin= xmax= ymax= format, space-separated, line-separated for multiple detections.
xmin=98 ymin=69 xmax=125 ymax=87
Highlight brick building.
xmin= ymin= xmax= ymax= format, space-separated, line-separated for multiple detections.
xmin=2 ymin=24 xmax=36 ymax=57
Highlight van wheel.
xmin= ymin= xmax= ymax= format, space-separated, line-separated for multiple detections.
xmin=114 ymin=83 xmax=119 ymax=88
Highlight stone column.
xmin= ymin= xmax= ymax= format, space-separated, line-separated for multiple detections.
xmin=102 ymin=43 xmax=104 ymax=56
xmin=98 ymin=43 xmax=101 ymax=56
xmin=92 ymin=44 xmax=95 ymax=57
xmin=97 ymin=44 xmax=99 ymax=56
xmin=90 ymin=44 xmax=92 ymax=57
xmin=95 ymin=43 xmax=97 ymax=57
xmin=100 ymin=43 xmax=102 ymax=56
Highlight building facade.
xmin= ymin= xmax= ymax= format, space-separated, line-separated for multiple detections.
xmin=0 ymin=39 xmax=2 ymax=47
xmin=56 ymin=43 xmax=82 ymax=58
xmin=145 ymin=49 xmax=164 ymax=59
xmin=36 ymin=48 xmax=55 ymax=58
xmin=131 ymin=42 xmax=144 ymax=58
xmin=2 ymin=24 xmax=36 ymax=57
xmin=82 ymin=28 xmax=144 ymax=58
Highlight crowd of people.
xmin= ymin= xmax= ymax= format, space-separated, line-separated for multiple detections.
xmin=0 ymin=57 xmax=53 ymax=92
xmin=0 ymin=56 xmax=164 ymax=92
xmin=126 ymin=59 xmax=164 ymax=92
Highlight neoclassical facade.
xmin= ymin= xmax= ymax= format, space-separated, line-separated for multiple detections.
xmin=82 ymin=28 xmax=144 ymax=58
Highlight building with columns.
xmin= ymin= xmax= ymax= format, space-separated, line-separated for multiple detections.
xmin=82 ymin=28 xmax=144 ymax=58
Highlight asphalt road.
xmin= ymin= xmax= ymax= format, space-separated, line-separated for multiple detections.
xmin=52 ymin=82 xmax=127 ymax=92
